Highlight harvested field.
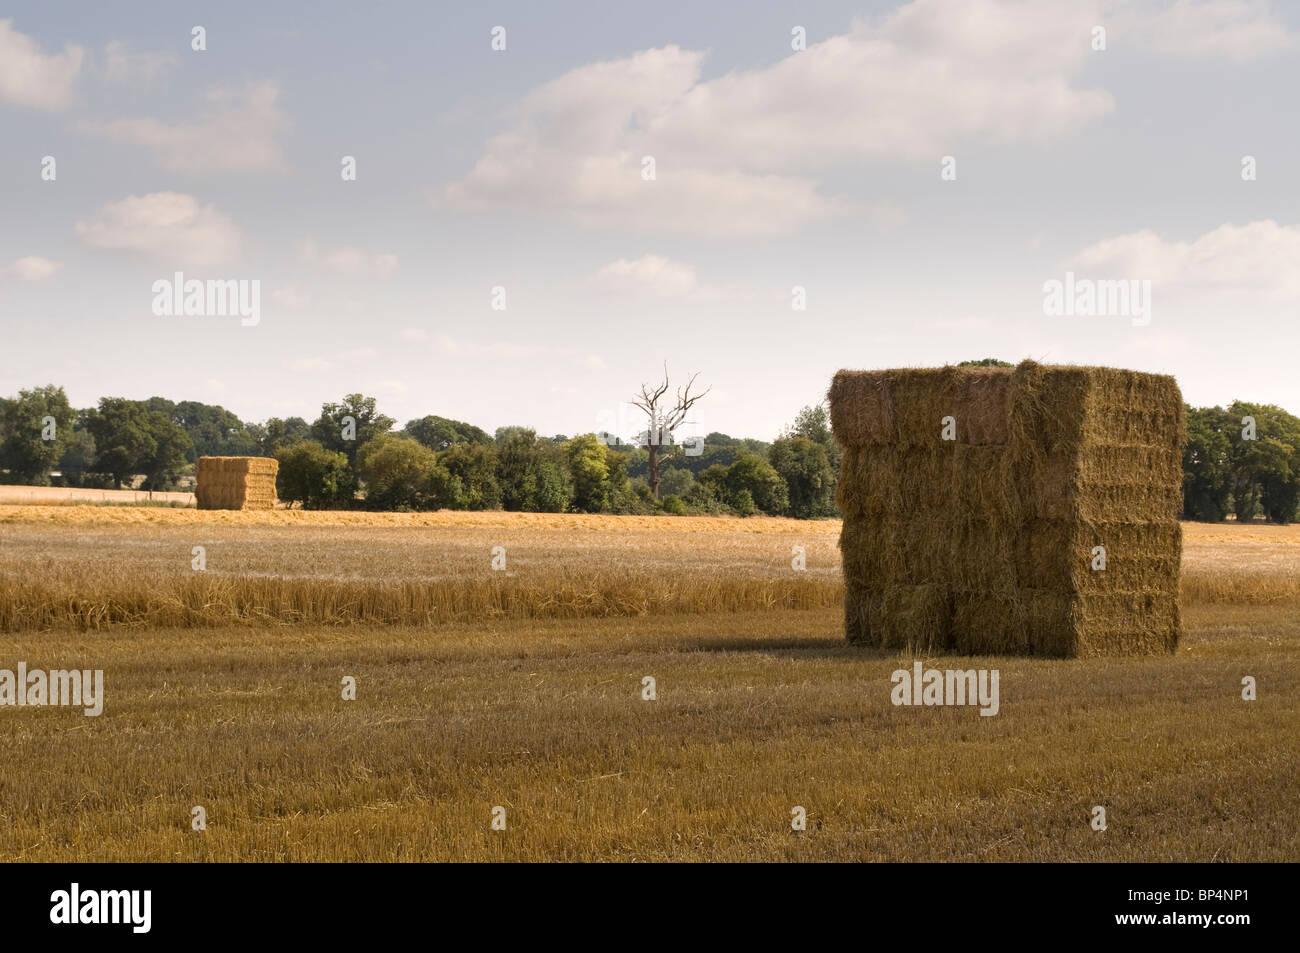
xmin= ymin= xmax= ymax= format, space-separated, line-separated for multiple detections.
xmin=0 ymin=485 xmax=194 ymax=506
xmin=0 ymin=506 xmax=1296 ymax=861
xmin=0 ymin=506 xmax=842 ymax=630
xmin=0 ymin=604 xmax=1295 ymax=861
xmin=0 ymin=506 xmax=1294 ymax=632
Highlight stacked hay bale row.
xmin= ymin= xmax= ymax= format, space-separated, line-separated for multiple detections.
xmin=195 ymin=456 xmax=279 ymax=510
xmin=829 ymin=360 xmax=1184 ymax=657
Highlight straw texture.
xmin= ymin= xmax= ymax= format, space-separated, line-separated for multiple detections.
xmin=830 ymin=360 xmax=1184 ymax=657
xmin=195 ymin=456 xmax=279 ymax=510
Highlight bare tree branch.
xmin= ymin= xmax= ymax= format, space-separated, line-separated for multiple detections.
xmin=629 ymin=363 xmax=709 ymax=498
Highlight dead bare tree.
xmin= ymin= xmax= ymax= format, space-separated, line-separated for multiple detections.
xmin=631 ymin=363 xmax=709 ymax=498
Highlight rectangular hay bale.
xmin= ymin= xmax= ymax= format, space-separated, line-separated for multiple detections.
xmin=831 ymin=360 xmax=1183 ymax=658
xmin=195 ymin=455 xmax=279 ymax=510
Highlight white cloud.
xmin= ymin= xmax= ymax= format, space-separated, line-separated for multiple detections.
xmin=585 ymin=253 xmax=769 ymax=306
xmin=79 ymin=82 xmax=286 ymax=174
xmin=100 ymin=40 xmax=178 ymax=84
xmin=74 ymin=192 xmax=243 ymax=268
xmin=0 ymin=19 xmax=84 ymax=109
xmin=399 ymin=328 xmax=430 ymax=342
xmin=1110 ymin=0 xmax=1294 ymax=60
xmin=589 ymin=254 xmax=699 ymax=298
xmin=2 ymin=256 xmax=63 ymax=281
xmin=1063 ymin=219 xmax=1300 ymax=298
xmin=442 ymin=1 xmax=1114 ymax=237
xmin=299 ymin=238 xmax=399 ymax=280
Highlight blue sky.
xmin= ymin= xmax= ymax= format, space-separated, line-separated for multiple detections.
xmin=2 ymin=0 xmax=1298 ymax=439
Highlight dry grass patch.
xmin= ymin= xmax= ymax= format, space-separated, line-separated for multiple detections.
xmin=0 ymin=606 xmax=1295 ymax=861
xmin=0 ymin=508 xmax=1296 ymax=632
xmin=0 ymin=507 xmax=841 ymax=630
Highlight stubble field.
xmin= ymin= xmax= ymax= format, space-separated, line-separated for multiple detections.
xmin=1 ymin=506 xmax=1297 ymax=861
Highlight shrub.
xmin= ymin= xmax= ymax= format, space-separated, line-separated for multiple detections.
xmin=683 ymin=480 xmax=726 ymax=515
xmin=658 ymin=466 xmax=695 ymax=498
xmin=660 ymin=494 xmax=687 ymax=516
xmin=731 ymin=488 xmax=757 ymax=517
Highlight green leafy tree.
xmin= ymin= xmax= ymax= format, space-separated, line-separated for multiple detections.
xmin=252 ymin=416 xmax=310 ymax=456
xmin=496 ymin=428 xmax=571 ymax=512
xmin=683 ymin=479 xmax=725 ymax=514
xmin=725 ymin=452 xmax=789 ymax=515
xmin=164 ymin=400 xmax=258 ymax=460
xmin=494 ymin=425 xmax=533 ymax=445
xmin=566 ymin=434 xmax=629 ymax=512
xmin=787 ymin=405 xmax=830 ymax=444
xmin=0 ymin=385 xmax=75 ymax=484
xmin=769 ymin=435 xmax=836 ymax=517
xmin=620 ymin=477 xmax=660 ymax=514
xmin=357 ymin=434 xmax=448 ymax=510
xmin=438 ymin=443 xmax=502 ymax=509
xmin=1229 ymin=402 xmax=1300 ymax=524
xmin=311 ymin=394 xmax=395 ymax=468
xmin=405 ymin=415 xmax=492 ymax=450
xmin=781 ymin=402 xmax=841 ymax=513
xmin=958 ymin=358 xmax=1014 ymax=367
xmin=84 ymin=398 xmax=157 ymax=488
xmin=529 ymin=460 xmax=571 ymax=513
xmin=139 ymin=410 xmax=193 ymax=490
xmin=731 ymin=488 xmax=757 ymax=517
xmin=1182 ymin=405 xmax=1233 ymax=521
xmin=657 ymin=466 xmax=695 ymax=498
xmin=275 ymin=440 xmax=353 ymax=509
xmin=55 ymin=411 xmax=103 ymax=487
xmin=696 ymin=464 xmax=730 ymax=498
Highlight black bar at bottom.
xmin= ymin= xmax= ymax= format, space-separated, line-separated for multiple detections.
xmin=0 ymin=861 xmax=1283 ymax=941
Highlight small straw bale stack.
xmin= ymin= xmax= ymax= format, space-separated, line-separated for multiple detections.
xmin=195 ymin=456 xmax=279 ymax=510
xmin=829 ymin=360 xmax=1184 ymax=657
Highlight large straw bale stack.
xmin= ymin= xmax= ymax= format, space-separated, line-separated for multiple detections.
xmin=830 ymin=360 xmax=1184 ymax=657
xmin=195 ymin=456 xmax=279 ymax=510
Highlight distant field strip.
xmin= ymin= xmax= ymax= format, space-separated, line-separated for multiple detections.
xmin=1 ymin=506 xmax=1296 ymax=631
xmin=0 ymin=506 xmax=840 ymax=630
xmin=0 ymin=486 xmax=194 ymax=505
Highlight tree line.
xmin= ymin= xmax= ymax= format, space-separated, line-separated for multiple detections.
xmin=3 ymin=382 xmax=1297 ymax=522
xmin=0 ymin=386 xmax=838 ymax=518
xmin=1183 ymin=403 xmax=1300 ymax=523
